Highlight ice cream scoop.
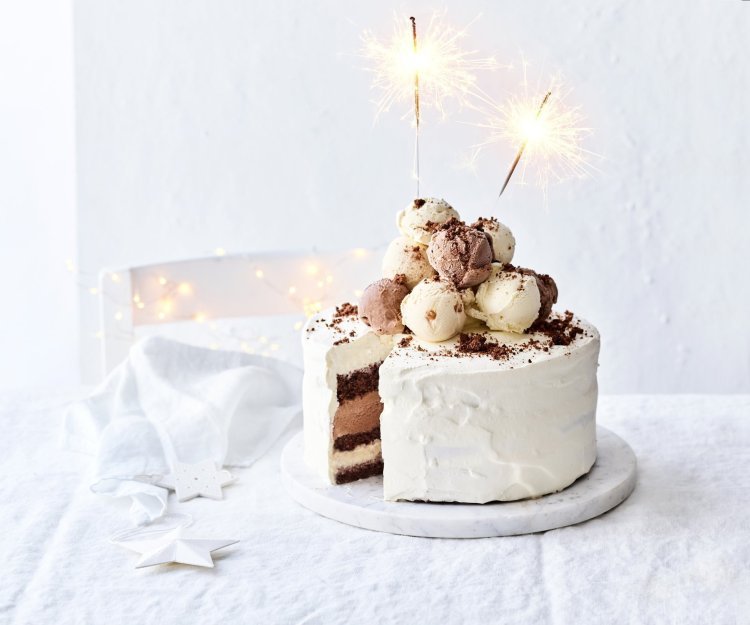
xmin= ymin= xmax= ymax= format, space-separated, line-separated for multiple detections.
xmin=467 ymin=264 xmax=558 ymax=333
xmin=427 ymin=219 xmax=493 ymax=288
xmin=358 ymin=277 xmax=410 ymax=335
xmin=381 ymin=236 xmax=436 ymax=289
xmin=518 ymin=267 xmax=558 ymax=323
xmin=396 ymin=198 xmax=460 ymax=245
xmin=471 ymin=217 xmax=516 ymax=265
xmin=400 ymin=278 xmax=468 ymax=342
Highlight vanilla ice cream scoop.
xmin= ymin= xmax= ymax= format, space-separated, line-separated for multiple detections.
xmin=381 ymin=236 xmax=436 ymax=289
xmin=396 ymin=198 xmax=460 ymax=245
xmin=400 ymin=278 xmax=468 ymax=342
xmin=471 ymin=217 xmax=516 ymax=264
xmin=467 ymin=264 xmax=557 ymax=333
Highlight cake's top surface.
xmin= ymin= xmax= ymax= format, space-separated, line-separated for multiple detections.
xmin=305 ymin=305 xmax=598 ymax=372
xmin=385 ymin=311 xmax=598 ymax=372
xmin=303 ymin=303 xmax=372 ymax=348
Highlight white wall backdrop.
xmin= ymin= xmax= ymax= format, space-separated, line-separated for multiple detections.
xmin=0 ymin=0 xmax=78 ymax=391
xmin=70 ymin=0 xmax=749 ymax=392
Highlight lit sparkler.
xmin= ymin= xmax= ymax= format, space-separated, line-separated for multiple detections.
xmin=474 ymin=66 xmax=596 ymax=196
xmin=361 ymin=12 xmax=497 ymax=194
xmin=498 ymin=90 xmax=551 ymax=196
xmin=361 ymin=12 xmax=497 ymax=120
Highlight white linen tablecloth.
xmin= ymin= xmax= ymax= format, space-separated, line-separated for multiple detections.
xmin=1 ymin=392 xmax=748 ymax=625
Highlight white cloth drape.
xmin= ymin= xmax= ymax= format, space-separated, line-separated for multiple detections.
xmin=63 ymin=336 xmax=302 ymax=524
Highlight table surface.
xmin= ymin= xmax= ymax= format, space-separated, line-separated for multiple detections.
xmin=2 ymin=391 xmax=749 ymax=625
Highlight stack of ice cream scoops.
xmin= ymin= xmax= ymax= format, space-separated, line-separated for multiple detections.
xmin=301 ymin=196 xmax=600 ymax=503
xmin=359 ymin=197 xmax=558 ymax=342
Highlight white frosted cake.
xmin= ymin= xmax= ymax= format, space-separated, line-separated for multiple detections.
xmin=302 ymin=197 xmax=601 ymax=503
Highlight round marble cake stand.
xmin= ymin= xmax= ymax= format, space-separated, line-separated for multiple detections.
xmin=281 ymin=427 xmax=637 ymax=538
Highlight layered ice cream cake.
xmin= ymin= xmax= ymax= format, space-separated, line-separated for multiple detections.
xmin=302 ymin=198 xmax=600 ymax=503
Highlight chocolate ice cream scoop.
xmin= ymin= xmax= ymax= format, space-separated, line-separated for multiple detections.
xmin=427 ymin=219 xmax=493 ymax=288
xmin=517 ymin=267 xmax=558 ymax=324
xmin=358 ymin=277 xmax=410 ymax=335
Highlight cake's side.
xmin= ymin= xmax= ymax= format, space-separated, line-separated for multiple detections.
xmin=302 ymin=307 xmax=393 ymax=484
xmin=379 ymin=314 xmax=600 ymax=503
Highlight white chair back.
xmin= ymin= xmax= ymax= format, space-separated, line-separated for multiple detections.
xmin=98 ymin=248 xmax=382 ymax=377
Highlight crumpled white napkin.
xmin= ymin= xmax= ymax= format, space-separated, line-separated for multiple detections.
xmin=63 ymin=336 xmax=302 ymax=524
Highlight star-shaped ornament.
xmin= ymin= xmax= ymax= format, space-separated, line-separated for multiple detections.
xmin=156 ymin=460 xmax=235 ymax=502
xmin=117 ymin=527 xmax=238 ymax=569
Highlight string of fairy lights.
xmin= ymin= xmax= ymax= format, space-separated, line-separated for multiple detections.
xmin=69 ymin=247 xmax=380 ymax=357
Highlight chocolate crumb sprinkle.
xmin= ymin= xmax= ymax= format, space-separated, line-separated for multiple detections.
xmin=530 ymin=310 xmax=583 ymax=346
xmin=334 ymin=302 xmax=358 ymax=318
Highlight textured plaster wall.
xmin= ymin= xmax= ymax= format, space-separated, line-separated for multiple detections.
xmin=74 ymin=0 xmax=750 ymax=392
xmin=0 ymin=1 xmax=78 ymax=391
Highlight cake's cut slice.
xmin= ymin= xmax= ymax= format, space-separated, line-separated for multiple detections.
xmin=379 ymin=313 xmax=600 ymax=503
xmin=302 ymin=304 xmax=393 ymax=484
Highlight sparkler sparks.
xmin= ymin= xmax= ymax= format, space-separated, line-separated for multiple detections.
xmin=499 ymin=90 xmax=551 ymax=196
xmin=474 ymin=67 xmax=597 ymax=195
xmin=361 ymin=12 xmax=498 ymax=122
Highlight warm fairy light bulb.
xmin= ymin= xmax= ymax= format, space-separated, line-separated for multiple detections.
xmin=209 ymin=343 xmax=219 ymax=350
xmin=259 ymin=336 xmax=268 ymax=344
xmin=177 ymin=282 xmax=193 ymax=296
xmin=110 ymin=273 xmax=121 ymax=283
xmin=270 ymin=343 xmax=280 ymax=351
xmin=353 ymin=248 xmax=368 ymax=258
xmin=317 ymin=280 xmax=324 ymax=288
xmin=114 ymin=311 xmax=123 ymax=321
xmin=89 ymin=287 xmax=99 ymax=295
xmin=288 ymin=286 xmax=297 ymax=295
xmin=325 ymin=275 xmax=333 ymax=284
xmin=305 ymin=263 xmax=319 ymax=276
xmin=353 ymin=289 xmax=364 ymax=298
xmin=193 ymin=312 xmax=207 ymax=323
xmin=136 ymin=302 xmax=145 ymax=310
xmin=255 ymin=269 xmax=264 ymax=279
xmin=65 ymin=259 xmax=75 ymax=273
xmin=303 ymin=301 xmax=323 ymax=317
xmin=133 ymin=294 xmax=141 ymax=303
xmin=157 ymin=312 xmax=166 ymax=320
xmin=158 ymin=276 xmax=168 ymax=286
xmin=214 ymin=248 xmax=226 ymax=257
xmin=95 ymin=330 xmax=104 ymax=340
xmin=293 ymin=321 xmax=303 ymax=331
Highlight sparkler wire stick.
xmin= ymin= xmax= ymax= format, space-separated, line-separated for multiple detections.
xmin=498 ymin=90 xmax=552 ymax=197
xmin=410 ymin=16 xmax=420 ymax=196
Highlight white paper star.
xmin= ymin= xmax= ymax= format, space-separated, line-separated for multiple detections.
xmin=117 ymin=528 xmax=238 ymax=569
xmin=156 ymin=460 xmax=235 ymax=502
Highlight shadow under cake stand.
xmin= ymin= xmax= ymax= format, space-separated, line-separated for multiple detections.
xmin=281 ymin=426 xmax=637 ymax=538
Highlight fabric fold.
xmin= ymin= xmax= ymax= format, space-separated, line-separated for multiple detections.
xmin=63 ymin=336 xmax=302 ymax=524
